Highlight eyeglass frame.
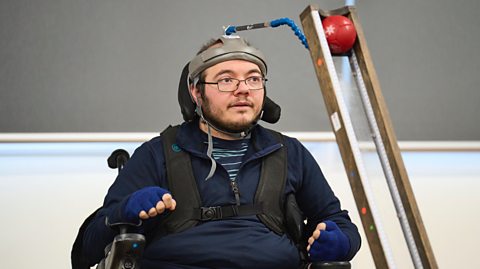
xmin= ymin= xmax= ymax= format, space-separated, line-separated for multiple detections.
xmin=197 ymin=76 xmax=268 ymax=92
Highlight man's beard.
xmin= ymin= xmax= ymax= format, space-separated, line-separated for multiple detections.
xmin=200 ymin=92 xmax=262 ymax=134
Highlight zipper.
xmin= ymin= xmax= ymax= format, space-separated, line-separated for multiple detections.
xmin=230 ymin=180 xmax=241 ymax=205
xmin=229 ymin=143 xmax=283 ymax=204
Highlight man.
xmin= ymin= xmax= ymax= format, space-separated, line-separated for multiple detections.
xmin=82 ymin=35 xmax=361 ymax=269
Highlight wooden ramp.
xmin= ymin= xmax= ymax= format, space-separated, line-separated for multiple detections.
xmin=300 ymin=5 xmax=438 ymax=269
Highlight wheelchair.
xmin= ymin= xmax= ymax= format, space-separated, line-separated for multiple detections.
xmin=71 ymin=149 xmax=351 ymax=269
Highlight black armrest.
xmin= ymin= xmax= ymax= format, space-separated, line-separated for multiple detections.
xmin=310 ymin=261 xmax=351 ymax=269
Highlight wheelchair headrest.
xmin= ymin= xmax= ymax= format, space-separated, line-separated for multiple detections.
xmin=178 ymin=62 xmax=281 ymax=124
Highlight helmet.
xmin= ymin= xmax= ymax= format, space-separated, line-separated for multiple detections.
xmin=188 ymin=35 xmax=267 ymax=80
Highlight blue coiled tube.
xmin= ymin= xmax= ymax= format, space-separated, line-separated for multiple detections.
xmin=224 ymin=17 xmax=309 ymax=49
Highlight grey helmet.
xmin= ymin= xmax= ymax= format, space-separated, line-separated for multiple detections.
xmin=188 ymin=35 xmax=267 ymax=81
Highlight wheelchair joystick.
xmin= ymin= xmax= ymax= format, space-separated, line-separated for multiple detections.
xmin=97 ymin=223 xmax=146 ymax=269
xmin=95 ymin=149 xmax=146 ymax=269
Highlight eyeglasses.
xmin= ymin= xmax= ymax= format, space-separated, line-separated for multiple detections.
xmin=198 ymin=76 xmax=267 ymax=92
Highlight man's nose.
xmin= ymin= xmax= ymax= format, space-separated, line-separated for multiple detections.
xmin=234 ymin=80 xmax=250 ymax=94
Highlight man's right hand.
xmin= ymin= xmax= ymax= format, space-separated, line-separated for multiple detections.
xmin=124 ymin=186 xmax=176 ymax=221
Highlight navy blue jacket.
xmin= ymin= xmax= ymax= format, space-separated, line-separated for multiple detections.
xmin=83 ymin=121 xmax=361 ymax=269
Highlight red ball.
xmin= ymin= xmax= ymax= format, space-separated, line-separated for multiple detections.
xmin=322 ymin=15 xmax=357 ymax=54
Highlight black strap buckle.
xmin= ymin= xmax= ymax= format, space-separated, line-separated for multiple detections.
xmin=196 ymin=204 xmax=263 ymax=221
xmin=200 ymin=206 xmax=222 ymax=221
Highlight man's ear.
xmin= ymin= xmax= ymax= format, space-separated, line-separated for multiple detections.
xmin=190 ymin=84 xmax=201 ymax=105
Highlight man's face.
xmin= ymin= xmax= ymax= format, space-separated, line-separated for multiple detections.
xmin=193 ymin=59 xmax=265 ymax=133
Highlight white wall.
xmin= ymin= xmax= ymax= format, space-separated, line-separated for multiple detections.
xmin=1 ymin=141 xmax=479 ymax=268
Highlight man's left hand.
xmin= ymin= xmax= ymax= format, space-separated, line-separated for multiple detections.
xmin=307 ymin=220 xmax=350 ymax=262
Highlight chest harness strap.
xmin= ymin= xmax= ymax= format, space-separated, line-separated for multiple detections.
xmin=158 ymin=125 xmax=287 ymax=235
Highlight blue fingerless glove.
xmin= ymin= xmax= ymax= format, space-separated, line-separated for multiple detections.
xmin=309 ymin=220 xmax=350 ymax=262
xmin=123 ymin=186 xmax=170 ymax=222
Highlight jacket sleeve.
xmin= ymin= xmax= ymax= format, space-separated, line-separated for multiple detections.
xmin=81 ymin=139 xmax=167 ymax=266
xmin=287 ymin=138 xmax=361 ymax=261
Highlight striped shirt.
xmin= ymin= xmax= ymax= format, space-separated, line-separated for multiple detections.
xmin=210 ymin=138 xmax=249 ymax=181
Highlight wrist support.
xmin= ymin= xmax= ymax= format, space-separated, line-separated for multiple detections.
xmin=309 ymin=220 xmax=350 ymax=262
xmin=123 ymin=186 xmax=170 ymax=222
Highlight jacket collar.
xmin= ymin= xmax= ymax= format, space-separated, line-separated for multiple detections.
xmin=176 ymin=120 xmax=281 ymax=156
